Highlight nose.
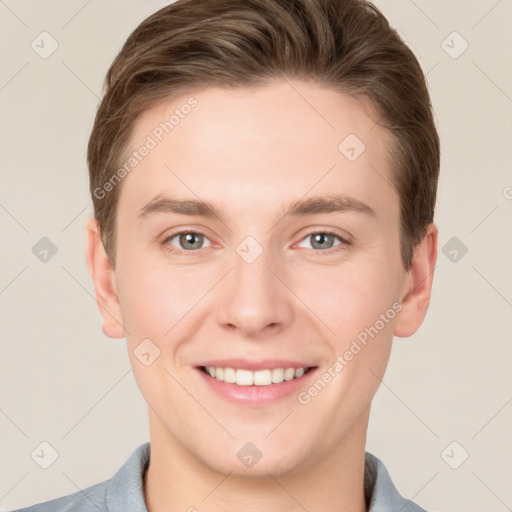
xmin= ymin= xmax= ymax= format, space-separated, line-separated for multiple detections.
xmin=215 ymin=243 xmax=294 ymax=339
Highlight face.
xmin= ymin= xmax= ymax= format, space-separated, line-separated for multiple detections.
xmin=90 ymin=79 xmax=431 ymax=477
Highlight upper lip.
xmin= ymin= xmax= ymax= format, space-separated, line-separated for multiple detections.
xmin=197 ymin=359 xmax=316 ymax=371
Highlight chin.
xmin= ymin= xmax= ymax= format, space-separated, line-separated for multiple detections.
xmin=199 ymin=441 xmax=310 ymax=479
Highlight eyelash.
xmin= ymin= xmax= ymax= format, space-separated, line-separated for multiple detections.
xmin=162 ymin=229 xmax=351 ymax=256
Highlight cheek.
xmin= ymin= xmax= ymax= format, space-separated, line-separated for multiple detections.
xmin=117 ymin=257 xmax=209 ymax=338
xmin=117 ymin=261 xmax=205 ymax=406
xmin=296 ymin=258 xmax=403 ymax=346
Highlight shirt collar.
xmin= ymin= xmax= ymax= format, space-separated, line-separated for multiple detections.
xmin=106 ymin=442 xmax=150 ymax=512
xmin=106 ymin=443 xmax=423 ymax=511
xmin=364 ymin=451 xmax=426 ymax=511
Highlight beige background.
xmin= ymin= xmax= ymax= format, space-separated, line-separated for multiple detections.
xmin=1 ymin=1 xmax=511 ymax=511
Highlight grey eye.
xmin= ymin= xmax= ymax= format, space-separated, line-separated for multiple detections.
xmin=299 ymin=232 xmax=342 ymax=250
xmin=168 ymin=232 xmax=212 ymax=251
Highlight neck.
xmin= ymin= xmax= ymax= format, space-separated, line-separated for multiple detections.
xmin=143 ymin=408 xmax=370 ymax=512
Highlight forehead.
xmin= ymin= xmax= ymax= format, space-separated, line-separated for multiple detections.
xmin=119 ymin=79 xmax=398 ymax=224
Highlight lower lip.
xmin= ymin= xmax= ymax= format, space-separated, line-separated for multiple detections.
xmin=195 ymin=367 xmax=317 ymax=406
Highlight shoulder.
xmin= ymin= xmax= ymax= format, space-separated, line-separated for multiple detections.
xmin=8 ymin=443 xmax=151 ymax=512
xmin=8 ymin=479 xmax=109 ymax=512
xmin=364 ymin=451 xmax=429 ymax=512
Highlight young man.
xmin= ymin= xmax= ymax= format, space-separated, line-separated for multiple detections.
xmin=12 ymin=0 xmax=439 ymax=510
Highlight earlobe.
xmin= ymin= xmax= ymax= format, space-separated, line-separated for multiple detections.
xmin=85 ymin=218 xmax=126 ymax=339
xmin=394 ymin=223 xmax=438 ymax=338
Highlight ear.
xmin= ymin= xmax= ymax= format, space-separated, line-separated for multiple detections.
xmin=85 ymin=218 xmax=125 ymax=338
xmin=394 ymin=223 xmax=438 ymax=337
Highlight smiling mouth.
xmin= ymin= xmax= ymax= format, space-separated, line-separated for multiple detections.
xmin=198 ymin=366 xmax=316 ymax=386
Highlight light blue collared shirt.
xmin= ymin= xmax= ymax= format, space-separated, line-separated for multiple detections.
xmin=10 ymin=442 xmax=428 ymax=511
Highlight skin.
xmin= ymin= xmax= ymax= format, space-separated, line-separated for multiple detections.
xmin=86 ymin=79 xmax=437 ymax=512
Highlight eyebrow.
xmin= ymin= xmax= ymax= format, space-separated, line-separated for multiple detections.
xmin=138 ymin=194 xmax=376 ymax=223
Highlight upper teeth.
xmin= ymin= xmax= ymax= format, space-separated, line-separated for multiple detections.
xmin=205 ymin=367 xmax=307 ymax=386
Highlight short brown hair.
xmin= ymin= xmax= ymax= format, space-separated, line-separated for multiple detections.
xmin=88 ymin=0 xmax=440 ymax=269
